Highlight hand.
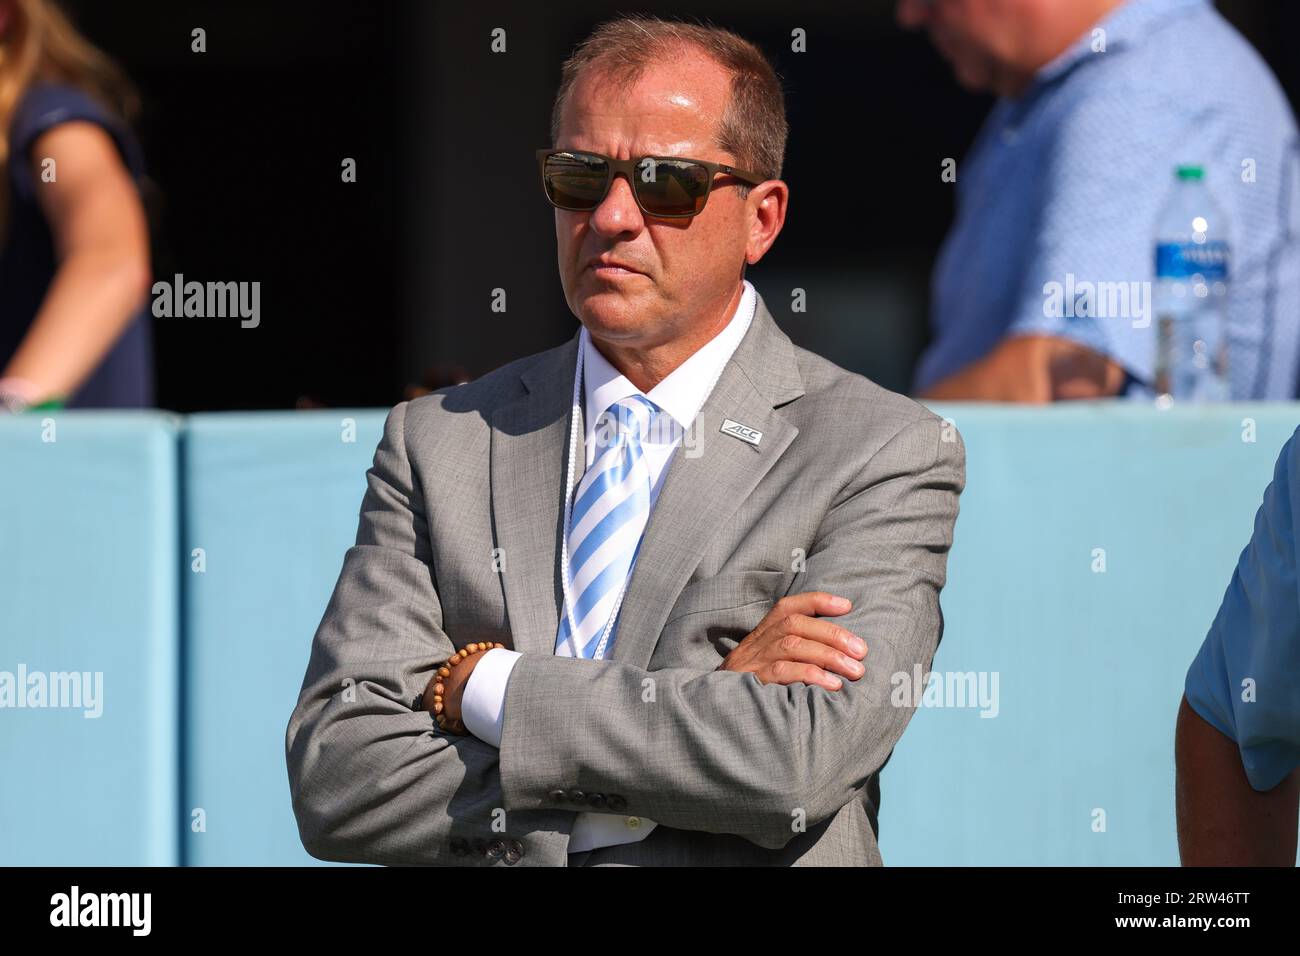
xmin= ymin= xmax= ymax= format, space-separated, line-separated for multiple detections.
xmin=920 ymin=334 xmax=1126 ymax=403
xmin=718 ymin=591 xmax=866 ymax=691
xmin=1046 ymin=337 xmax=1127 ymax=399
xmin=423 ymin=650 xmax=488 ymax=729
xmin=0 ymin=375 xmax=43 ymax=414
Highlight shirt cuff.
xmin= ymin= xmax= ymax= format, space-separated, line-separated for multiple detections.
xmin=460 ymin=648 xmax=522 ymax=748
xmin=569 ymin=812 xmax=659 ymax=853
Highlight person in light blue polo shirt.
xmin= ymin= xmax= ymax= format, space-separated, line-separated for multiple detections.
xmin=899 ymin=0 xmax=1300 ymax=402
xmin=1177 ymin=426 xmax=1300 ymax=865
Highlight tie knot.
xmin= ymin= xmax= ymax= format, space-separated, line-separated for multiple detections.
xmin=598 ymin=394 xmax=659 ymax=447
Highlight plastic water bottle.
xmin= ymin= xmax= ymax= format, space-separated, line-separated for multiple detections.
xmin=1153 ymin=165 xmax=1230 ymax=405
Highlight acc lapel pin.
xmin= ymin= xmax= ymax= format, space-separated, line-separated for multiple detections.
xmin=720 ymin=418 xmax=762 ymax=446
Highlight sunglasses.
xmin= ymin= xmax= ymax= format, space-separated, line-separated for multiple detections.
xmin=536 ymin=148 xmax=766 ymax=219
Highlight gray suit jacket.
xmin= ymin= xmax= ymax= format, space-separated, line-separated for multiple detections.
xmin=286 ymin=291 xmax=965 ymax=866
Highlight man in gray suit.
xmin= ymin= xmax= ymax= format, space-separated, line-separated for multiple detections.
xmin=286 ymin=16 xmax=965 ymax=866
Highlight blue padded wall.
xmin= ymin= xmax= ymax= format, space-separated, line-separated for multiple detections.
xmin=180 ymin=410 xmax=386 ymax=865
xmin=879 ymin=403 xmax=1300 ymax=865
xmin=0 ymin=412 xmax=180 ymax=865
xmin=5 ymin=404 xmax=1297 ymax=865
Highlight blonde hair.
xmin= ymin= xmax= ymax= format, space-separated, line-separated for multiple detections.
xmin=0 ymin=0 xmax=138 ymax=238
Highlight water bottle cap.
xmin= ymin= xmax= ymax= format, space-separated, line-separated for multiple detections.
xmin=1176 ymin=165 xmax=1204 ymax=180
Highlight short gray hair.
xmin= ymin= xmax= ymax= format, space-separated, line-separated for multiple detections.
xmin=549 ymin=16 xmax=788 ymax=191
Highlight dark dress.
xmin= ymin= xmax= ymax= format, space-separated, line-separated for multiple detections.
xmin=0 ymin=82 xmax=154 ymax=408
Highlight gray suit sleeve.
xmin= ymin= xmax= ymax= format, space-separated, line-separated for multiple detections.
xmin=496 ymin=416 xmax=966 ymax=850
xmin=284 ymin=401 xmax=570 ymax=866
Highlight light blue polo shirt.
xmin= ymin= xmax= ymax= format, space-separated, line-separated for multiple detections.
xmin=914 ymin=0 xmax=1300 ymax=400
xmin=1184 ymin=426 xmax=1300 ymax=791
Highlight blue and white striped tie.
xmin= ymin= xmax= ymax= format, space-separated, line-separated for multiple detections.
xmin=556 ymin=394 xmax=660 ymax=659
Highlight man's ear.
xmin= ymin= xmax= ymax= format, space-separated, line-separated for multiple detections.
xmin=745 ymin=179 xmax=788 ymax=266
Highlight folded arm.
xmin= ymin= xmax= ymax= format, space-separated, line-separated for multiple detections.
xmin=495 ymin=416 xmax=965 ymax=849
xmin=285 ymin=400 xmax=570 ymax=866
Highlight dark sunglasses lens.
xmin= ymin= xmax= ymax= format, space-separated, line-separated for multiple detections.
xmin=635 ymin=158 xmax=711 ymax=216
xmin=543 ymin=152 xmax=609 ymax=210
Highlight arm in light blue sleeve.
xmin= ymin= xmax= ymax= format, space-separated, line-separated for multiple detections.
xmin=460 ymin=647 xmax=522 ymax=748
xmin=1002 ymin=79 xmax=1214 ymax=385
xmin=1184 ymin=426 xmax=1300 ymax=791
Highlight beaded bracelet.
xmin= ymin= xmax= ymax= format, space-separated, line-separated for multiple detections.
xmin=429 ymin=641 xmax=506 ymax=735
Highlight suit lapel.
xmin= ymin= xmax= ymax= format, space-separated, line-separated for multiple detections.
xmin=609 ymin=295 xmax=805 ymax=670
xmin=489 ymin=329 xmax=583 ymax=657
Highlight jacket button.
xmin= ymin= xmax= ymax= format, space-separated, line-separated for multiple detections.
xmin=607 ymin=794 xmax=627 ymax=811
xmin=449 ymin=837 xmax=469 ymax=856
xmin=587 ymin=792 xmax=607 ymax=809
xmin=568 ymin=789 xmax=587 ymax=804
xmin=548 ymin=789 xmax=567 ymax=803
xmin=486 ymin=839 xmax=506 ymax=860
xmin=504 ymin=839 xmax=524 ymax=865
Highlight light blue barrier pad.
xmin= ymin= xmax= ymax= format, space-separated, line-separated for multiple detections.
xmin=181 ymin=410 xmax=386 ymax=865
xmin=5 ymin=403 xmax=1298 ymax=864
xmin=879 ymin=402 xmax=1300 ymax=865
xmin=0 ymin=411 xmax=180 ymax=865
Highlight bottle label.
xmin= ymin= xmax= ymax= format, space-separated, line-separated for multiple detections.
xmin=1156 ymin=241 xmax=1229 ymax=280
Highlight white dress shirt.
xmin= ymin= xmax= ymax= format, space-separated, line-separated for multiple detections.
xmin=461 ymin=279 xmax=757 ymax=854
